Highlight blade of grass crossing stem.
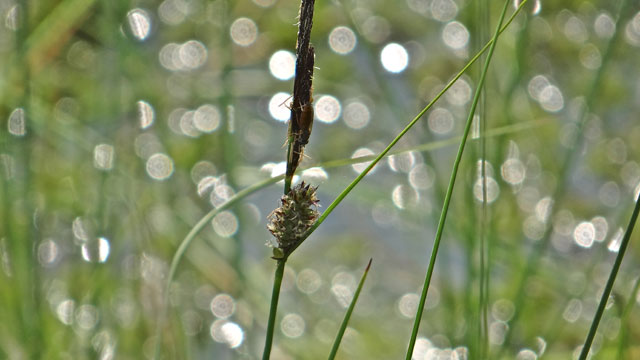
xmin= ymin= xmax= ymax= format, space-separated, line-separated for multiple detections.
xmin=405 ymin=1 xmax=513 ymax=358
xmin=263 ymin=259 xmax=286 ymax=360
xmin=328 ymin=259 xmax=373 ymax=360
xmin=288 ymin=0 xmax=530 ymax=257
xmin=579 ymin=192 xmax=640 ymax=360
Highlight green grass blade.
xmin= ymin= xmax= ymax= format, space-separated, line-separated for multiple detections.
xmin=328 ymin=258 xmax=373 ymax=360
xmin=579 ymin=192 xmax=640 ymax=360
xmin=262 ymin=259 xmax=287 ymax=360
xmin=405 ymin=1 xmax=514 ymax=358
xmin=472 ymin=1 xmax=491 ymax=357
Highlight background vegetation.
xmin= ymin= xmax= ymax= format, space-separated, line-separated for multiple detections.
xmin=1 ymin=0 xmax=639 ymax=359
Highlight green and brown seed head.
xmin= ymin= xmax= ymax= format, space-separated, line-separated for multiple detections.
xmin=267 ymin=181 xmax=320 ymax=256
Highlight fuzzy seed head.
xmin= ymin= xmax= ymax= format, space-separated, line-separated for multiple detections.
xmin=267 ymin=181 xmax=320 ymax=257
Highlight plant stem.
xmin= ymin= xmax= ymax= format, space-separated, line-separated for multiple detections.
xmin=472 ymin=0 xmax=490 ymax=356
xmin=579 ymin=192 xmax=640 ymax=360
xmin=263 ymin=259 xmax=286 ymax=360
xmin=405 ymin=1 xmax=512 ymax=358
xmin=328 ymin=258 xmax=372 ymax=360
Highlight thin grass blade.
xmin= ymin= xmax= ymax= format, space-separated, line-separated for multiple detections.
xmin=579 ymin=192 xmax=640 ymax=360
xmin=262 ymin=259 xmax=287 ymax=360
xmin=405 ymin=0 xmax=516 ymax=358
xmin=328 ymin=258 xmax=373 ymax=360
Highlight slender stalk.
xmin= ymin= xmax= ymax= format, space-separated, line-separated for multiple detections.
xmin=477 ymin=84 xmax=490 ymax=360
xmin=472 ymin=1 xmax=490 ymax=357
xmin=267 ymin=0 xmax=315 ymax=348
xmin=328 ymin=258 xmax=373 ymax=360
xmin=405 ymin=1 xmax=512 ymax=358
xmin=579 ymin=192 xmax=640 ymax=360
xmin=263 ymin=259 xmax=286 ymax=360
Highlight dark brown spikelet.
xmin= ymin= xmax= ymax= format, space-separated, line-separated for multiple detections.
xmin=267 ymin=181 xmax=320 ymax=257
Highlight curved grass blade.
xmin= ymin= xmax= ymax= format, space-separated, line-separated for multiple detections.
xmin=405 ymin=1 xmax=514 ymax=358
xmin=328 ymin=258 xmax=373 ymax=360
xmin=153 ymin=174 xmax=283 ymax=359
xmin=579 ymin=192 xmax=640 ymax=360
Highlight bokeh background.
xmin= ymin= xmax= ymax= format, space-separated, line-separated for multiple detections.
xmin=1 ymin=0 xmax=640 ymax=359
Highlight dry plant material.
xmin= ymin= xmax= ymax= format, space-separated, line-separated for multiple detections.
xmin=286 ymin=0 xmax=316 ymax=180
xmin=267 ymin=0 xmax=319 ymax=260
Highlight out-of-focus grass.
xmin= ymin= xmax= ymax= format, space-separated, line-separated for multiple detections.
xmin=1 ymin=0 xmax=639 ymax=359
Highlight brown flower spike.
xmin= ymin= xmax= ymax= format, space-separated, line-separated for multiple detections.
xmin=267 ymin=181 xmax=320 ymax=258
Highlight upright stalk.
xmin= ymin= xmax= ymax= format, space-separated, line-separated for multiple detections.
xmin=264 ymin=1 xmax=316 ymax=358
xmin=328 ymin=259 xmax=373 ymax=360
xmin=578 ymin=192 xmax=640 ymax=360
xmin=405 ymin=1 xmax=512 ymax=358
xmin=262 ymin=259 xmax=286 ymax=360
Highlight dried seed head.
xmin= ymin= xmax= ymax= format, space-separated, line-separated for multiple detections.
xmin=267 ymin=181 xmax=320 ymax=257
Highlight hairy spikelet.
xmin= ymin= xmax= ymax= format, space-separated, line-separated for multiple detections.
xmin=267 ymin=181 xmax=320 ymax=257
